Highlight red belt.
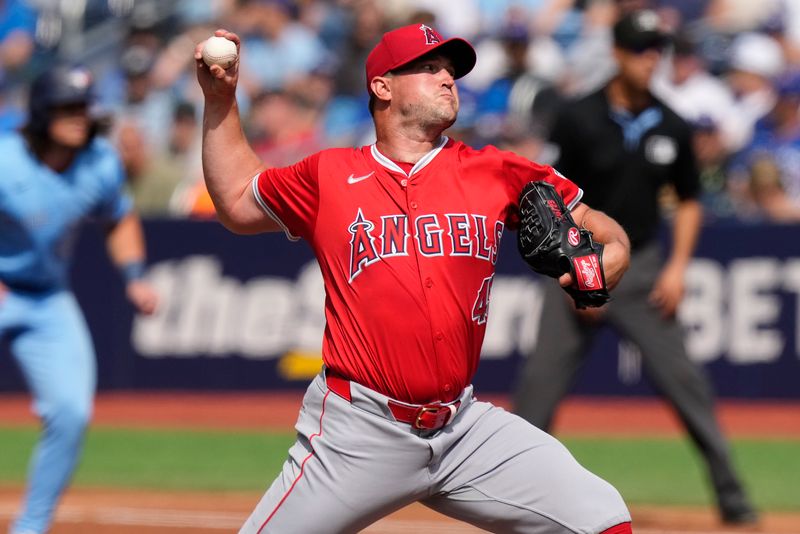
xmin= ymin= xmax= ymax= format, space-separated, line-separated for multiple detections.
xmin=325 ymin=371 xmax=461 ymax=431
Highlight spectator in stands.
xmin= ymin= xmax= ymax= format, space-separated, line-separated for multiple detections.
xmin=477 ymin=21 xmax=535 ymax=134
xmin=171 ymin=0 xmax=237 ymax=28
xmin=149 ymin=21 xmax=219 ymax=93
xmin=110 ymin=55 xmax=154 ymax=183
xmin=289 ymin=64 xmax=351 ymax=146
xmin=115 ymin=117 xmax=149 ymax=187
xmin=405 ymin=0 xmax=482 ymax=40
xmin=757 ymin=4 xmax=800 ymax=67
xmin=706 ymin=0 xmax=783 ymax=34
xmin=476 ymin=19 xmax=562 ymax=153
xmin=561 ymin=0 xmax=653 ymax=96
xmin=725 ymin=31 xmax=784 ymax=148
xmin=0 ymin=0 xmax=37 ymax=130
xmin=105 ymin=26 xmax=177 ymax=187
xmin=728 ymin=70 xmax=800 ymax=221
xmin=131 ymin=101 xmax=200 ymax=217
xmin=184 ymin=80 xmax=332 ymax=221
xmin=117 ymin=31 xmax=176 ymax=147
xmin=0 ymin=0 xmax=36 ymax=79
xmin=652 ymin=0 xmax=713 ymax=28
xmin=690 ymin=115 xmax=738 ymax=220
xmin=470 ymin=0 xmax=547 ymax=36
xmin=235 ymin=0 xmax=326 ymax=96
xmin=746 ymin=154 xmax=800 ymax=222
xmin=466 ymin=4 xmax=564 ymax=95
xmin=652 ymin=31 xmax=748 ymax=153
xmin=248 ymin=87 xmax=325 ymax=167
xmin=302 ymin=0 xmax=354 ymax=52
xmin=331 ymin=0 xmax=384 ymax=97
xmin=323 ymin=0 xmax=385 ymax=145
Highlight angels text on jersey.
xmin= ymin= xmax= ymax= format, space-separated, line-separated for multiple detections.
xmin=348 ymin=208 xmax=505 ymax=282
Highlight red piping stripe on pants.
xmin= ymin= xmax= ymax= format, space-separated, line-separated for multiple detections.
xmin=256 ymin=390 xmax=331 ymax=533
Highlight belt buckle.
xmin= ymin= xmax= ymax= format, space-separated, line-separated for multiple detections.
xmin=413 ymin=403 xmax=457 ymax=430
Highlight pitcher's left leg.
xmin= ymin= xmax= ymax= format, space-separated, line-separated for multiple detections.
xmin=424 ymin=402 xmax=630 ymax=534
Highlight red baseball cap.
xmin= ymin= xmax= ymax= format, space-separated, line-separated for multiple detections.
xmin=365 ymin=24 xmax=476 ymax=93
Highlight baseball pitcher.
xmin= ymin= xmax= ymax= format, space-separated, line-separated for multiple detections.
xmin=196 ymin=24 xmax=632 ymax=534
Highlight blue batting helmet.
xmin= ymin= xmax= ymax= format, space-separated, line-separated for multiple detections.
xmin=27 ymin=64 xmax=95 ymax=135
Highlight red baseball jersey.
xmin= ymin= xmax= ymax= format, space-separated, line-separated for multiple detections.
xmin=254 ymin=137 xmax=581 ymax=404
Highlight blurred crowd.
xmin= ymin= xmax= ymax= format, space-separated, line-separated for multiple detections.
xmin=4 ymin=0 xmax=800 ymax=223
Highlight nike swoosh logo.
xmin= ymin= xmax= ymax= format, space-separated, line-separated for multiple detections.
xmin=347 ymin=171 xmax=375 ymax=184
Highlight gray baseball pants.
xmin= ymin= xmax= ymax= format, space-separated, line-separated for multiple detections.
xmin=240 ymin=371 xmax=630 ymax=533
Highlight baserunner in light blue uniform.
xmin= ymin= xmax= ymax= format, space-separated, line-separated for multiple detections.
xmin=0 ymin=65 xmax=159 ymax=534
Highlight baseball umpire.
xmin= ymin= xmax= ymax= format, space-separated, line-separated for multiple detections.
xmin=196 ymin=24 xmax=632 ymax=533
xmin=513 ymin=10 xmax=758 ymax=525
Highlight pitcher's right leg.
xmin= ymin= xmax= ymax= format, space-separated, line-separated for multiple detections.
xmin=240 ymin=374 xmax=432 ymax=534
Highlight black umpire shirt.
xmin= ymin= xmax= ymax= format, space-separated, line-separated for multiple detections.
xmin=549 ymin=87 xmax=700 ymax=249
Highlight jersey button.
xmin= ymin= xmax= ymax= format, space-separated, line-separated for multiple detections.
xmin=410 ymin=201 xmax=418 ymax=209
xmin=425 ymin=277 xmax=433 ymax=288
xmin=435 ymin=331 xmax=444 ymax=341
xmin=444 ymin=383 xmax=452 ymax=392
xmin=400 ymin=179 xmax=408 ymax=187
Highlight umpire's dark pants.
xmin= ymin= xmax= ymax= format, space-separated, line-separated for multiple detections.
xmin=513 ymin=241 xmax=748 ymax=506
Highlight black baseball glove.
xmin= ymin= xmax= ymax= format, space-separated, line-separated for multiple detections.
xmin=517 ymin=181 xmax=611 ymax=309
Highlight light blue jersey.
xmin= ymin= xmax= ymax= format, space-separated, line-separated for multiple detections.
xmin=1 ymin=131 xmax=132 ymax=534
xmin=0 ymin=132 xmax=131 ymax=291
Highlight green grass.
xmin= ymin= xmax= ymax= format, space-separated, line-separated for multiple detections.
xmin=1 ymin=427 xmax=797 ymax=509
xmin=563 ymin=437 xmax=800 ymax=510
xmin=0 ymin=427 xmax=294 ymax=491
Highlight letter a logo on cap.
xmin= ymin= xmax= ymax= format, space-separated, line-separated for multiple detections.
xmin=420 ymin=24 xmax=441 ymax=45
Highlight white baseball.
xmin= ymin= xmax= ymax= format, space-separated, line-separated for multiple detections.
xmin=202 ymin=36 xmax=238 ymax=69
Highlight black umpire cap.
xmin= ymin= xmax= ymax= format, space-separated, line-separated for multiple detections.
xmin=613 ymin=10 xmax=670 ymax=52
